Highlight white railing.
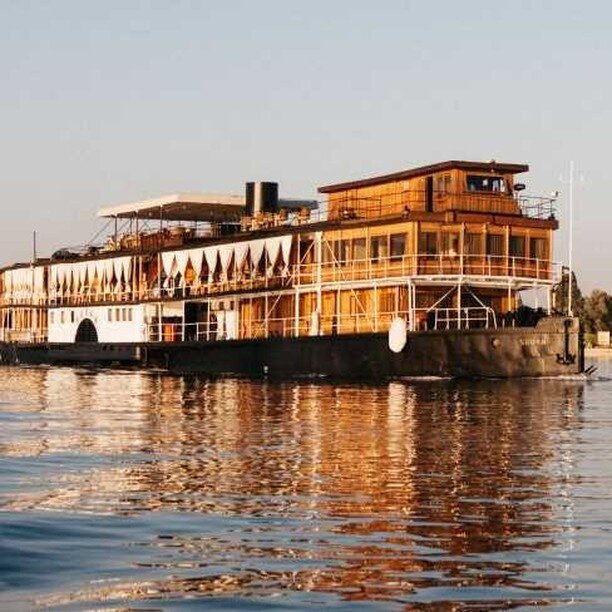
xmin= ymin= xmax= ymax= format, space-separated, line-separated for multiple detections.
xmin=26 ymin=254 xmax=558 ymax=308
xmin=142 ymin=305 xmax=501 ymax=344
xmin=298 ymin=254 xmax=559 ymax=285
xmin=0 ymin=329 xmax=48 ymax=343
xmin=146 ymin=321 xmax=230 ymax=343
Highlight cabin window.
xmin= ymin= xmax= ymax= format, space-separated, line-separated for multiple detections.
xmin=70 ymin=311 xmax=75 ymax=323
xmin=441 ymin=232 xmax=459 ymax=256
xmin=115 ymin=307 xmax=121 ymax=321
xmin=509 ymin=235 xmax=526 ymax=258
xmin=352 ymin=238 xmax=366 ymax=262
xmin=108 ymin=308 xmax=113 ymax=322
xmin=530 ymin=237 xmax=548 ymax=260
xmin=486 ymin=234 xmax=504 ymax=257
xmin=418 ymin=232 xmax=438 ymax=255
xmin=323 ymin=241 xmax=334 ymax=263
xmin=390 ymin=234 xmax=406 ymax=261
xmin=435 ymin=174 xmax=452 ymax=195
xmin=370 ymin=236 xmax=388 ymax=262
xmin=466 ymin=175 xmax=506 ymax=193
xmin=334 ymin=239 xmax=350 ymax=263
xmin=127 ymin=308 xmax=133 ymax=322
xmin=465 ymin=233 xmax=483 ymax=254
xmin=60 ymin=311 xmax=65 ymax=324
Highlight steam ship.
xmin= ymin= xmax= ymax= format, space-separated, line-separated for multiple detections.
xmin=0 ymin=160 xmax=583 ymax=378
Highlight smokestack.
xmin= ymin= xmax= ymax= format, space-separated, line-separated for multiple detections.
xmin=245 ymin=182 xmax=278 ymax=216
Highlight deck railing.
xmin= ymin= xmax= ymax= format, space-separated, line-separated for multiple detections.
xmin=298 ymin=254 xmax=559 ymax=285
xmin=25 ymin=253 xmax=558 ymax=308
xmin=144 ymin=304 xmax=503 ymax=344
xmin=319 ymin=192 xmax=556 ymax=222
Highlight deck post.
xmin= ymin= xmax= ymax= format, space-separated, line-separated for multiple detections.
xmin=373 ymin=282 xmax=378 ymax=332
xmin=315 ymin=231 xmax=322 ymax=334
xmin=457 ymin=282 xmax=462 ymax=330
xmin=294 ymin=289 xmax=300 ymax=337
xmin=264 ymin=293 xmax=269 ymax=338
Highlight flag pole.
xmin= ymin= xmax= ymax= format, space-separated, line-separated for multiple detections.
xmin=568 ymin=160 xmax=574 ymax=317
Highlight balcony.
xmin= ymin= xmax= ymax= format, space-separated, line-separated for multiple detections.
xmin=325 ymin=192 xmax=556 ymax=221
xmin=297 ymin=254 xmax=559 ymax=286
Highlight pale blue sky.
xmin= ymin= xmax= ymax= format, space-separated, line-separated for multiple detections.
xmin=1 ymin=0 xmax=610 ymax=291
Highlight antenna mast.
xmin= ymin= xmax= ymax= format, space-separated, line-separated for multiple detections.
xmin=568 ymin=161 xmax=574 ymax=317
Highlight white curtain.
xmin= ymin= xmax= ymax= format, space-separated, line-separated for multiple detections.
xmin=161 ymin=251 xmax=176 ymax=278
xmin=56 ymin=264 xmax=66 ymax=293
xmin=122 ymin=257 xmax=132 ymax=282
xmin=49 ymin=266 xmax=58 ymax=292
xmin=34 ymin=267 xmax=45 ymax=295
xmin=94 ymin=260 xmax=106 ymax=287
xmin=175 ymin=251 xmax=190 ymax=278
xmin=280 ymin=235 xmax=293 ymax=268
xmin=266 ymin=237 xmax=283 ymax=267
xmin=188 ymin=248 xmax=204 ymax=277
xmin=113 ymin=257 xmax=124 ymax=285
xmin=77 ymin=262 xmax=87 ymax=290
xmin=86 ymin=261 xmax=97 ymax=288
xmin=234 ymin=242 xmax=249 ymax=270
xmin=103 ymin=260 xmax=115 ymax=293
xmin=4 ymin=270 xmax=13 ymax=295
xmin=249 ymin=238 xmax=266 ymax=271
xmin=204 ymin=246 xmax=219 ymax=282
xmin=265 ymin=237 xmax=283 ymax=277
xmin=218 ymin=244 xmax=234 ymax=278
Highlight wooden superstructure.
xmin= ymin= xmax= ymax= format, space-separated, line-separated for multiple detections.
xmin=0 ymin=160 xmax=563 ymax=349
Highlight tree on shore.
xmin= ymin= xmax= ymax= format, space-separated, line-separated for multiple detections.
xmin=582 ymin=289 xmax=612 ymax=333
xmin=553 ymin=270 xmax=584 ymax=317
xmin=553 ymin=272 xmax=612 ymax=334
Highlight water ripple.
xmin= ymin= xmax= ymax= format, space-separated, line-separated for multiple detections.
xmin=0 ymin=363 xmax=610 ymax=609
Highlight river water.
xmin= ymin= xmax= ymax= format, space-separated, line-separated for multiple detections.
xmin=0 ymin=361 xmax=611 ymax=610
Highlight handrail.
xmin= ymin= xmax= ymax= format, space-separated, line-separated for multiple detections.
xmin=40 ymin=254 xmax=558 ymax=307
xmin=143 ymin=304 xmax=508 ymax=345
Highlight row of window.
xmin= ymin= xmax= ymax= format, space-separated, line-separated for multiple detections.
xmin=420 ymin=232 xmax=547 ymax=258
xmin=108 ymin=307 xmax=133 ymax=322
xmin=324 ymin=233 xmax=548 ymax=263
xmin=49 ymin=307 xmax=134 ymax=324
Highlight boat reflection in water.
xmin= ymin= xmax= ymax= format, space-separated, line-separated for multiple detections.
xmin=0 ymin=368 xmax=585 ymax=608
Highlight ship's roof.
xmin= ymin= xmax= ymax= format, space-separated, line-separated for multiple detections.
xmin=98 ymin=193 xmax=318 ymax=222
xmin=318 ymin=160 xmax=529 ymax=193
xmin=97 ymin=193 xmax=246 ymax=222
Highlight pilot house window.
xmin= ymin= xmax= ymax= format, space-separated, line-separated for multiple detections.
xmin=509 ymin=235 xmax=526 ymax=257
xmin=370 ymin=236 xmax=389 ymax=262
xmin=530 ymin=237 xmax=548 ymax=260
xmin=465 ymin=233 xmax=483 ymax=254
xmin=390 ymin=234 xmax=406 ymax=261
xmin=353 ymin=238 xmax=366 ymax=261
xmin=466 ymin=175 xmax=506 ymax=193
xmin=418 ymin=232 xmax=438 ymax=255
xmin=486 ymin=234 xmax=504 ymax=256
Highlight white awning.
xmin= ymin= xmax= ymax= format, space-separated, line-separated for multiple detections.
xmin=204 ymin=246 xmax=218 ymax=274
xmin=234 ymin=242 xmax=249 ymax=270
xmin=161 ymin=252 xmax=176 ymax=278
xmin=218 ymin=244 xmax=234 ymax=278
xmin=188 ymin=248 xmax=204 ymax=277
xmin=97 ymin=193 xmax=246 ymax=222
xmin=249 ymin=239 xmax=266 ymax=270
xmin=265 ymin=236 xmax=283 ymax=267
xmin=175 ymin=251 xmax=190 ymax=278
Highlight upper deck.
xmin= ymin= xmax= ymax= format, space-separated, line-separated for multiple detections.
xmin=0 ymin=160 xmax=560 ymax=312
xmin=319 ymin=160 xmax=555 ymax=221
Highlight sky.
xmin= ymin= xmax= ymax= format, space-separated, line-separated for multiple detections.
xmin=1 ymin=0 xmax=610 ymax=292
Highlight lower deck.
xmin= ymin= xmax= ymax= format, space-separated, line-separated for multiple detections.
xmin=1 ymin=316 xmax=583 ymax=379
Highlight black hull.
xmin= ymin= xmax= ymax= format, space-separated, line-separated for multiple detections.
xmin=0 ymin=317 xmax=583 ymax=379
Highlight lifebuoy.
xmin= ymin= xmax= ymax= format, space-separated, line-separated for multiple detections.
xmin=388 ymin=317 xmax=407 ymax=353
